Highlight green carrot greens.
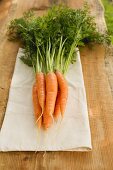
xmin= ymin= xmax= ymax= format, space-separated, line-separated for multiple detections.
xmin=7 ymin=5 xmax=110 ymax=74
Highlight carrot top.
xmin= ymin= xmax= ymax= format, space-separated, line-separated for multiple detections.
xmin=7 ymin=4 xmax=111 ymax=73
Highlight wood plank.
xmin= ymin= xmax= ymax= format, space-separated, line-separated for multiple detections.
xmin=105 ymin=46 xmax=113 ymax=95
xmin=88 ymin=0 xmax=107 ymax=32
xmin=0 ymin=0 xmax=113 ymax=170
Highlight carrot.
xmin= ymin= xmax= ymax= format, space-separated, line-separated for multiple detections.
xmin=55 ymin=70 xmax=68 ymax=117
xmin=43 ymin=72 xmax=58 ymax=129
xmin=36 ymin=72 xmax=45 ymax=111
xmin=37 ymin=117 xmax=42 ymax=129
xmin=53 ymin=90 xmax=61 ymax=120
xmin=42 ymin=110 xmax=53 ymax=130
xmin=32 ymin=83 xmax=42 ymax=128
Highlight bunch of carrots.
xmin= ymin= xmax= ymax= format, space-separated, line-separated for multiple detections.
xmin=32 ymin=38 xmax=72 ymax=129
xmin=33 ymin=62 xmax=68 ymax=129
xmin=8 ymin=5 xmax=110 ymax=130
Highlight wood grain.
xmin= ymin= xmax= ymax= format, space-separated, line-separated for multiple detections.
xmin=0 ymin=0 xmax=113 ymax=169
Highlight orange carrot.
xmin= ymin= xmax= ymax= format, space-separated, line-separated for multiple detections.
xmin=42 ymin=110 xmax=53 ymax=130
xmin=36 ymin=72 xmax=45 ymax=111
xmin=32 ymin=83 xmax=42 ymax=128
xmin=37 ymin=117 xmax=42 ymax=129
xmin=43 ymin=72 xmax=58 ymax=129
xmin=55 ymin=70 xmax=68 ymax=117
xmin=53 ymin=90 xmax=61 ymax=120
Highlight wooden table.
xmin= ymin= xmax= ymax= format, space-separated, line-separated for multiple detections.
xmin=0 ymin=0 xmax=113 ymax=169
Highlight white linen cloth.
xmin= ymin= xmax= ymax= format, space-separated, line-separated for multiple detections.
xmin=0 ymin=48 xmax=92 ymax=151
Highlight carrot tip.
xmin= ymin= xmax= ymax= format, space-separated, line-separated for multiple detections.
xmin=61 ymin=113 xmax=64 ymax=118
xmin=51 ymin=115 xmax=54 ymax=124
xmin=35 ymin=113 xmax=43 ymax=124
xmin=53 ymin=116 xmax=58 ymax=121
